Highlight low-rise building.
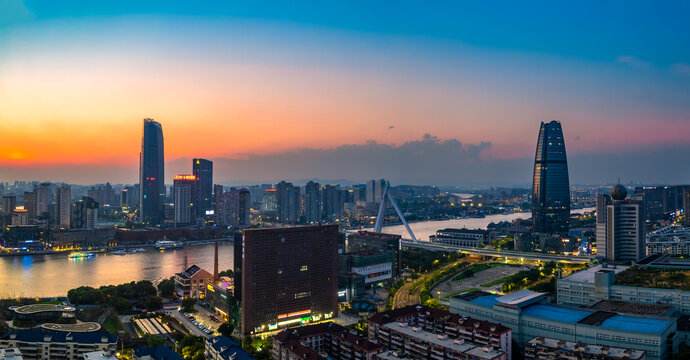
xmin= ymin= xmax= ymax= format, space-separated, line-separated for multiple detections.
xmin=557 ymin=264 xmax=690 ymax=314
xmin=0 ymin=330 xmax=117 ymax=360
xmin=82 ymin=350 xmax=118 ymax=360
xmin=174 ymin=265 xmax=213 ymax=299
xmin=646 ymin=225 xmax=690 ymax=255
xmin=205 ymin=336 xmax=252 ymax=360
xmin=375 ymin=322 xmax=506 ymax=360
xmin=272 ymin=322 xmax=382 ymax=360
xmin=449 ymin=289 xmax=677 ymax=360
xmin=205 ymin=276 xmax=235 ymax=321
xmin=368 ymin=305 xmax=511 ymax=359
xmin=429 ymin=228 xmax=488 ymax=248
xmin=0 ymin=348 xmax=23 ymax=360
xmin=525 ymin=336 xmax=646 ymax=360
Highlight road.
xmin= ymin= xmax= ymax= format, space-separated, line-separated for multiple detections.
xmin=160 ymin=309 xmax=209 ymax=338
xmin=392 ymin=260 xmax=469 ymax=309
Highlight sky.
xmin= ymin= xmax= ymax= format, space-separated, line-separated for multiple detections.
xmin=1 ymin=1 xmax=689 ymax=186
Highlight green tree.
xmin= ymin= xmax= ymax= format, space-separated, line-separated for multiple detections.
xmin=67 ymin=286 xmax=105 ymax=305
xmin=143 ymin=296 xmax=163 ymax=311
xmin=217 ymin=322 xmax=235 ymax=337
xmin=145 ymin=334 xmax=166 ymax=348
xmin=218 ymin=269 xmax=234 ymax=277
xmin=181 ymin=298 xmax=196 ymax=313
xmin=157 ymin=278 xmax=176 ymax=298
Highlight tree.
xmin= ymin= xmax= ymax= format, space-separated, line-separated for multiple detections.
xmin=157 ymin=278 xmax=176 ymax=298
xmin=67 ymin=286 xmax=105 ymax=305
xmin=217 ymin=322 xmax=235 ymax=337
xmin=109 ymin=297 xmax=131 ymax=314
xmin=145 ymin=334 xmax=166 ymax=348
xmin=181 ymin=298 xmax=196 ymax=313
xmin=218 ymin=269 xmax=234 ymax=278
xmin=143 ymin=296 xmax=163 ymax=311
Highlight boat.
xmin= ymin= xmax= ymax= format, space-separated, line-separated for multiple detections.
xmin=110 ymin=250 xmax=127 ymax=255
xmin=68 ymin=252 xmax=95 ymax=259
xmin=155 ymin=240 xmax=183 ymax=250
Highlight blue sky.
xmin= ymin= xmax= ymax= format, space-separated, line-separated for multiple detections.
xmin=1 ymin=1 xmax=689 ymax=185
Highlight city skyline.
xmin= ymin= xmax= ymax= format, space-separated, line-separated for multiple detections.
xmin=1 ymin=1 xmax=689 ymax=185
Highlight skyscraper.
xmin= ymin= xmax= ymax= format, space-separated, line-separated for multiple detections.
xmin=139 ymin=118 xmax=165 ymax=225
xmin=596 ymin=185 xmax=645 ymax=261
xmin=304 ymin=181 xmax=322 ymax=223
xmin=2 ymin=196 xmax=16 ymax=214
xmin=215 ymin=188 xmax=251 ymax=227
xmin=55 ymin=185 xmax=71 ymax=228
xmin=192 ymin=158 xmax=213 ymax=217
xmin=72 ymin=196 xmax=98 ymax=229
xmin=240 ymin=225 xmax=339 ymax=334
xmin=276 ymin=181 xmax=300 ymax=224
xmin=173 ymin=175 xmax=198 ymax=227
xmin=531 ymin=121 xmax=570 ymax=234
xmin=366 ymin=179 xmax=386 ymax=203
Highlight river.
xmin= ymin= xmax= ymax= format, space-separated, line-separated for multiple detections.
xmin=0 ymin=242 xmax=234 ymax=298
xmin=362 ymin=208 xmax=595 ymax=242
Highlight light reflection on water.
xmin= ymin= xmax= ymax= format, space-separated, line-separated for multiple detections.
xmin=0 ymin=242 xmax=234 ymax=298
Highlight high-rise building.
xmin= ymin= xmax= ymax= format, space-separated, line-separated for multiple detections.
xmin=240 ymin=225 xmax=339 ymax=334
xmin=55 ymin=185 xmax=71 ymax=228
xmin=261 ymin=189 xmax=278 ymax=218
xmin=139 ymin=118 xmax=165 ymax=225
xmin=322 ymin=185 xmax=343 ymax=218
xmin=215 ymin=188 xmax=251 ymax=227
xmin=366 ymin=179 xmax=386 ymax=203
xmin=23 ymin=191 xmax=36 ymax=219
xmin=173 ymin=175 xmax=198 ymax=227
xmin=2 ymin=196 xmax=16 ymax=214
xmin=304 ymin=181 xmax=322 ymax=223
xmin=35 ymin=182 xmax=53 ymax=217
xmin=72 ymin=197 xmax=98 ymax=229
xmin=531 ymin=120 xmax=570 ymax=234
xmin=276 ymin=181 xmax=300 ymax=224
xmin=596 ymin=184 xmax=645 ymax=261
xmin=87 ymin=183 xmax=118 ymax=208
xmin=685 ymin=189 xmax=690 ymax=227
xmin=193 ymin=158 xmax=213 ymax=217
xmin=121 ymin=184 xmax=139 ymax=209
xmin=634 ymin=185 xmax=690 ymax=222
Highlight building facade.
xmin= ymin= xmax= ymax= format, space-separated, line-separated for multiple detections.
xmin=596 ymin=185 xmax=645 ymax=261
xmin=192 ymin=158 xmax=213 ymax=217
xmin=139 ymin=118 xmax=165 ymax=225
xmin=276 ymin=181 xmax=300 ymax=224
xmin=71 ymin=197 xmax=98 ymax=230
xmin=240 ymin=225 xmax=339 ymax=334
xmin=646 ymin=225 xmax=690 ymax=255
xmin=55 ymin=186 xmax=71 ymax=228
xmin=450 ymin=290 xmax=676 ymax=360
xmin=173 ymin=175 xmax=198 ymax=226
xmin=215 ymin=188 xmax=250 ymax=227
xmin=273 ymin=322 xmax=382 ymax=360
xmin=304 ymin=181 xmax=322 ymax=223
xmin=174 ymin=264 xmax=213 ymax=299
xmin=531 ymin=120 xmax=570 ymax=234
xmin=429 ymin=228 xmax=489 ymax=247
xmin=0 ymin=330 xmax=116 ymax=360
xmin=525 ymin=336 xmax=646 ymax=360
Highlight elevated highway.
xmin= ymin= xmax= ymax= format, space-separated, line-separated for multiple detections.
xmin=401 ymin=239 xmax=592 ymax=264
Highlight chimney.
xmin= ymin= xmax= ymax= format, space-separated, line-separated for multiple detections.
xmin=183 ymin=251 xmax=188 ymax=272
xmin=214 ymin=241 xmax=219 ymax=282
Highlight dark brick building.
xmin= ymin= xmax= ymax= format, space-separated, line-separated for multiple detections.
xmin=240 ymin=225 xmax=339 ymax=334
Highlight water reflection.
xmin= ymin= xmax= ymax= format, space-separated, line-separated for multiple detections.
xmin=0 ymin=242 xmax=234 ymax=298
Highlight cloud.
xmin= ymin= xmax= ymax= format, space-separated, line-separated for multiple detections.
xmin=671 ymin=63 xmax=690 ymax=76
xmin=616 ymin=55 xmax=650 ymax=68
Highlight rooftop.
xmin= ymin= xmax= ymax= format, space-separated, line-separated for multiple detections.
xmin=527 ymin=336 xmax=645 ymax=359
xmin=1 ymin=330 xmax=116 ymax=344
xmin=586 ymin=300 xmax=673 ymax=317
xmin=382 ymin=323 xmax=504 ymax=360
xmin=495 ymin=289 xmax=544 ymax=306
xmin=12 ymin=304 xmax=75 ymax=314
xmin=521 ymin=304 xmax=591 ymax=323
xmin=559 ymin=265 xmax=629 ymax=283
xmin=41 ymin=322 xmax=101 ymax=332
xmin=599 ymin=315 xmax=672 ymax=334
xmin=207 ymin=336 xmax=253 ymax=360
xmin=134 ymin=346 xmax=184 ymax=360
xmin=281 ymin=340 xmax=325 ymax=360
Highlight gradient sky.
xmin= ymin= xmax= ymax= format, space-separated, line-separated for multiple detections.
xmin=1 ymin=1 xmax=689 ymax=185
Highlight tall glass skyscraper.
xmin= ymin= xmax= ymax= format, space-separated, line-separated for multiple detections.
xmin=192 ymin=158 xmax=213 ymax=216
xmin=139 ymin=118 xmax=165 ymax=225
xmin=532 ymin=120 xmax=570 ymax=234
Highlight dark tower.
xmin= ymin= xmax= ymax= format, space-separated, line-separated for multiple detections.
xmin=532 ymin=120 xmax=570 ymax=234
xmin=139 ymin=118 xmax=165 ymax=225
xmin=193 ymin=158 xmax=213 ymax=217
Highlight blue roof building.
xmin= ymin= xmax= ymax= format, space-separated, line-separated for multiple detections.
xmin=205 ymin=336 xmax=253 ymax=360
xmin=450 ymin=290 xmax=678 ymax=360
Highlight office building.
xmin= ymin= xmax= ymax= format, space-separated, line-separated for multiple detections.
xmin=55 ymin=185 xmax=71 ymax=228
xmin=366 ymin=179 xmax=386 ymax=204
xmin=276 ymin=181 xmax=300 ymax=224
xmin=347 ymin=231 xmax=402 ymax=276
xmin=205 ymin=336 xmax=252 ymax=360
xmin=23 ymin=191 xmax=36 ymax=220
xmin=139 ymin=118 xmax=165 ymax=225
xmin=87 ymin=183 xmax=117 ymax=208
xmin=304 ymin=181 xmax=322 ymax=223
xmin=215 ymin=188 xmax=250 ymax=227
xmin=429 ymin=228 xmax=489 ymax=247
xmin=193 ymin=158 xmax=213 ymax=217
xmin=634 ymin=185 xmax=690 ymax=222
xmin=272 ymin=322 xmax=382 ymax=360
xmin=174 ymin=264 xmax=213 ymax=299
xmin=0 ymin=330 xmax=116 ymax=360
xmin=240 ymin=225 xmax=339 ymax=334
xmin=596 ymin=185 xmax=645 ymax=261
xmin=120 ymin=184 xmax=139 ymax=209
xmin=449 ymin=289 xmax=676 ymax=360
xmin=35 ymin=182 xmax=53 ymax=217
xmin=368 ymin=305 xmax=512 ymax=358
xmin=525 ymin=336 xmax=646 ymax=360
xmin=72 ymin=197 xmax=98 ymax=230
xmin=531 ymin=120 xmax=570 ymax=234
xmin=2 ymin=195 xmax=16 ymax=214
xmin=322 ymin=185 xmax=344 ymax=219
xmin=173 ymin=175 xmax=198 ymax=227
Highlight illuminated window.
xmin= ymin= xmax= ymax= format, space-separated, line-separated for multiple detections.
xmin=300 ymin=265 xmax=308 ymax=272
